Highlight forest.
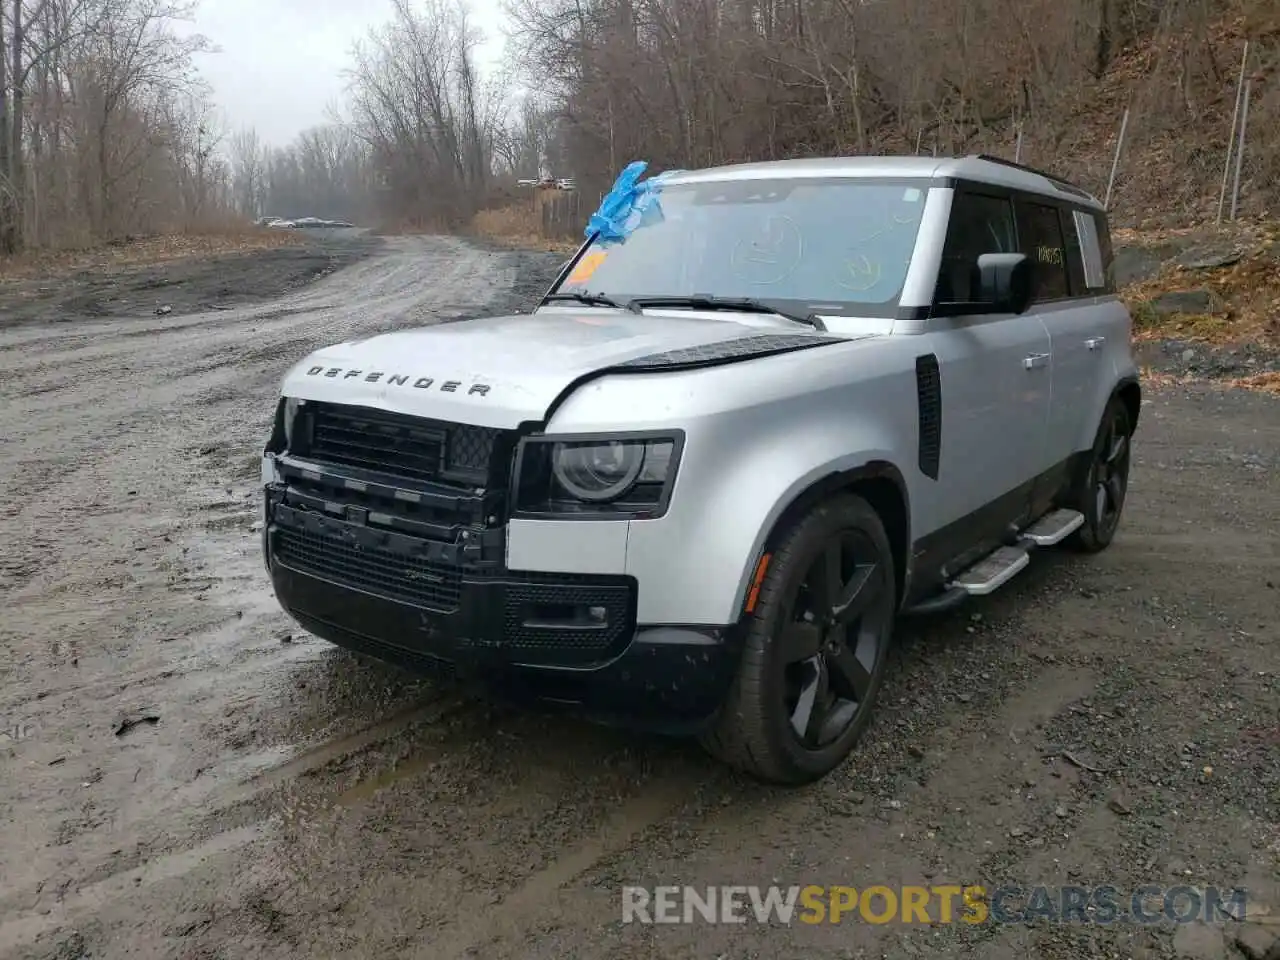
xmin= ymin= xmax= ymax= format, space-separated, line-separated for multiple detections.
xmin=0 ymin=0 xmax=1276 ymax=252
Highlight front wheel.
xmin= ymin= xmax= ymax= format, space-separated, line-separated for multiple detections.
xmin=1066 ymin=396 xmax=1133 ymax=553
xmin=701 ymin=495 xmax=896 ymax=785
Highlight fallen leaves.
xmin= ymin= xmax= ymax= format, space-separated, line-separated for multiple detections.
xmin=1122 ymin=222 xmax=1280 ymax=347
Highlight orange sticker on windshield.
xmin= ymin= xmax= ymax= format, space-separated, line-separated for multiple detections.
xmin=567 ymin=251 xmax=608 ymax=284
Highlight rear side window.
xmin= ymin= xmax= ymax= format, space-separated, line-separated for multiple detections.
xmin=1072 ymin=210 xmax=1107 ymax=290
xmin=934 ymin=192 xmax=1017 ymax=304
xmin=1093 ymin=211 xmax=1116 ymax=292
xmin=1016 ymin=202 xmax=1069 ymax=301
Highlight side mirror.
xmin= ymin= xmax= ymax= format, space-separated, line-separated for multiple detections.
xmin=976 ymin=253 xmax=1032 ymax=315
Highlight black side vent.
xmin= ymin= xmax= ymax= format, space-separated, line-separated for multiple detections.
xmin=915 ymin=354 xmax=942 ymax=480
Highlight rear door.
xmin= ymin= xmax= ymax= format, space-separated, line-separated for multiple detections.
xmin=1031 ymin=201 xmax=1115 ymax=468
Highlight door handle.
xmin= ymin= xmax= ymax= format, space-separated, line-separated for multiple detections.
xmin=1085 ymin=337 xmax=1106 ymax=351
xmin=1023 ymin=353 xmax=1050 ymax=370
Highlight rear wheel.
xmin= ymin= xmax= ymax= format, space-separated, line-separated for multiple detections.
xmin=701 ymin=495 xmax=896 ymax=785
xmin=1066 ymin=397 xmax=1132 ymax=553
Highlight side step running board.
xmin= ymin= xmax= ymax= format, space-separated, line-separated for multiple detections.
xmin=1020 ymin=508 xmax=1084 ymax=546
xmin=902 ymin=508 xmax=1086 ymax=614
xmin=949 ymin=545 xmax=1030 ymax=595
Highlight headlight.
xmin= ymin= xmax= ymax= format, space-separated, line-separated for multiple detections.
xmin=552 ymin=441 xmax=646 ymax=501
xmin=514 ymin=432 xmax=683 ymax=518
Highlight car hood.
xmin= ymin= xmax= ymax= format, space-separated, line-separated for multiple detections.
xmin=281 ymin=308 xmax=858 ymax=429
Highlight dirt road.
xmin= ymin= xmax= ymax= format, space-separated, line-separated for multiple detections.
xmin=1 ymin=235 xmax=1277 ymax=960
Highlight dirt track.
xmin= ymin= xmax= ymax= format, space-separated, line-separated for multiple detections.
xmin=0 ymin=234 xmax=1277 ymax=960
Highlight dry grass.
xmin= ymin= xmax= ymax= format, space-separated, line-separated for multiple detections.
xmin=0 ymin=228 xmax=307 ymax=283
xmin=470 ymin=203 xmax=579 ymax=254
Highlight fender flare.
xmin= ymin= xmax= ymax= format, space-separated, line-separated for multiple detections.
xmin=735 ymin=459 xmax=914 ymax=616
xmin=1115 ymin=374 xmax=1142 ymax=432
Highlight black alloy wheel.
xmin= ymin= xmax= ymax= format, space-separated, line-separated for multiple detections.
xmin=1067 ymin=397 xmax=1133 ymax=552
xmin=702 ymin=495 xmax=896 ymax=785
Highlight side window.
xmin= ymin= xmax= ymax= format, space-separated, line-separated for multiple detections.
xmin=1072 ymin=209 xmax=1107 ymax=290
xmin=1093 ymin=211 xmax=1116 ymax=292
xmin=1063 ymin=210 xmax=1086 ymax=294
xmin=1016 ymin=201 xmax=1069 ymax=301
xmin=934 ymin=192 xmax=1017 ymax=304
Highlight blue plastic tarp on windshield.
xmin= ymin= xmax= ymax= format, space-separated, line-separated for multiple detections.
xmin=585 ymin=160 xmax=683 ymax=245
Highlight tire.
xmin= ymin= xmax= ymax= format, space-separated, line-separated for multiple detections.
xmin=701 ymin=495 xmax=896 ymax=785
xmin=1065 ymin=395 xmax=1133 ymax=553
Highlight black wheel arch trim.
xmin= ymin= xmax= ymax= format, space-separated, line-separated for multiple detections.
xmin=749 ymin=460 xmax=913 ymax=614
xmin=1115 ymin=374 xmax=1142 ymax=431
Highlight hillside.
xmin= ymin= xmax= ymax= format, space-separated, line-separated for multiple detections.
xmin=1025 ymin=17 xmax=1277 ymax=228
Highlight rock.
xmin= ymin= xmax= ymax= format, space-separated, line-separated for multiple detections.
xmin=1173 ymin=248 xmax=1242 ymax=271
xmin=907 ymin=745 xmax=925 ymax=759
xmin=1152 ymin=290 xmax=1214 ymax=315
xmin=1009 ymin=826 xmax=1026 ymax=838
xmin=1113 ymin=245 xmax=1167 ymax=286
xmin=1107 ymin=796 xmax=1133 ymax=816
xmin=1183 ymin=349 xmax=1197 ymax=363
xmin=1172 ymin=921 xmax=1228 ymax=960
xmin=1234 ymin=924 xmax=1280 ymax=960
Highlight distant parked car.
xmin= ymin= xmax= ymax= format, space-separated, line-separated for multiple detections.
xmin=267 ymin=220 xmax=296 ymax=229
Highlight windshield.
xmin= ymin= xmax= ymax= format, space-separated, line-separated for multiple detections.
xmin=554 ymin=178 xmax=930 ymax=316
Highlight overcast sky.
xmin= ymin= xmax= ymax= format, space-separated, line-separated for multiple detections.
xmin=187 ymin=0 xmax=509 ymax=148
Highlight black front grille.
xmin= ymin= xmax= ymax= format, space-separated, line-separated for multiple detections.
xmin=274 ymin=525 xmax=462 ymax=611
xmin=299 ymin=402 xmax=500 ymax=486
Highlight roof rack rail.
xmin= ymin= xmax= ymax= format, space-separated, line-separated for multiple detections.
xmin=969 ymin=154 xmax=1095 ymax=200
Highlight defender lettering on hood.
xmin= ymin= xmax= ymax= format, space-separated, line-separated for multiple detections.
xmin=282 ymin=310 xmax=859 ymax=430
xmin=306 ymin=366 xmax=491 ymax=397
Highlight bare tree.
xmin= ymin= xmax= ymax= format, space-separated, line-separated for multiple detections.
xmin=499 ymin=0 xmax=1278 ymax=219
xmin=229 ymin=125 xmax=265 ymax=217
xmin=344 ymin=0 xmax=506 ymax=228
xmin=1 ymin=0 xmax=235 ymax=252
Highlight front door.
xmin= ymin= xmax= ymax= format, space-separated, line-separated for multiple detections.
xmin=926 ymin=189 xmax=1053 ymax=536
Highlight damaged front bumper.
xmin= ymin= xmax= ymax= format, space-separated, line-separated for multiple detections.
xmin=263 ymin=484 xmax=740 ymax=732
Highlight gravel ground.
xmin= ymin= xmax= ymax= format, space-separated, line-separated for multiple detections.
xmin=0 ymin=229 xmax=382 ymax=327
xmin=0 ymin=234 xmax=1277 ymax=960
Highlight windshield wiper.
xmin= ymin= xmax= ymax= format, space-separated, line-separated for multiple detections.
xmin=542 ymin=291 xmax=625 ymax=309
xmin=624 ymin=295 xmax=826 ymax=330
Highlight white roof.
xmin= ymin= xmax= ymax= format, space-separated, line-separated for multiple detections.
xmin=662 ymin=155 xmax=1102 ymax=210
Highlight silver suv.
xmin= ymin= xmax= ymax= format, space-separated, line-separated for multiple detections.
xmin=261 ymin=155 xmax=1139 ymax=784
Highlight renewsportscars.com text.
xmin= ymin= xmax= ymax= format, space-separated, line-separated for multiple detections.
xmin=621 ymin=884 xmax=1251 ymax=926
